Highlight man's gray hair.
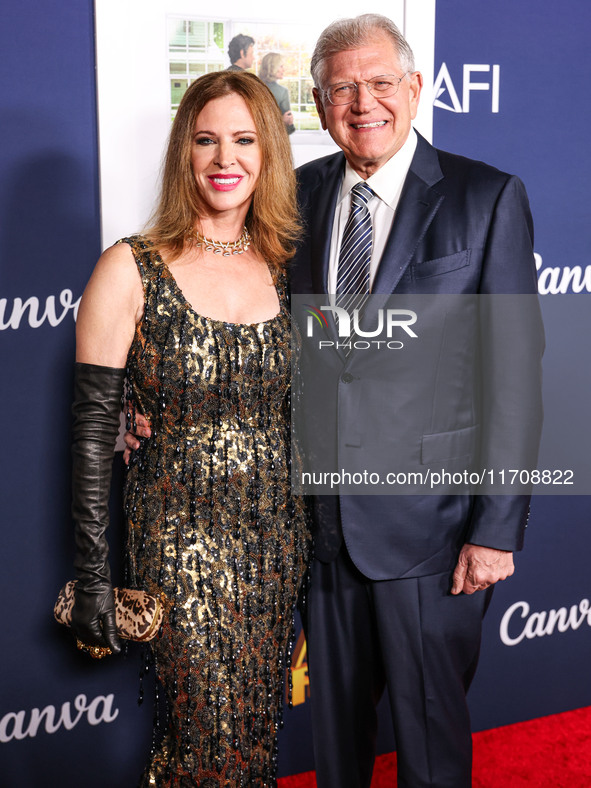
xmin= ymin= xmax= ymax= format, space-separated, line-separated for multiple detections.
xmin=310 ymin=13 xmax=415 ymax=90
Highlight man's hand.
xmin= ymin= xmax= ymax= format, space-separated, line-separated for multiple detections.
xmin=122 ymin=412 xmax=151 ymax=465
xmin=451 ymin=544 xmax=514 ymax=595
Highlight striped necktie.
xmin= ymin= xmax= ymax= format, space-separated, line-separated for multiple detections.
xmin=336 ymin=181 xmax=374 ymax=311
xmin=336 ymin=182 xmax=374 ymax=346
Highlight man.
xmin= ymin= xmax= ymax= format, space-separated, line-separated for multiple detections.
xmin=291 ymin=13 xmax=542 ymax=788
xmin=226 ymin=34 xmax=255 ymax=72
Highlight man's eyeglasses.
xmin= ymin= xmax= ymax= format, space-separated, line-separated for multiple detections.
xmin=324 ymin=74 xmax=408 ymax=106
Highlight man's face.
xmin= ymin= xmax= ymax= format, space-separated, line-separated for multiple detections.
xmin=241 ymin=44 xmax=254 ymax=69
xmin=314 ymin=34 xmax=422 ymax=178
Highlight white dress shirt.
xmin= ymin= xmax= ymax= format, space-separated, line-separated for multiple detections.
xmin=327 ymin=128 xmax=418 ymax=295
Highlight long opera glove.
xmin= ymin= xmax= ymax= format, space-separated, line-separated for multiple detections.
xmin=70 ymin=362 xmax=126 ymax=654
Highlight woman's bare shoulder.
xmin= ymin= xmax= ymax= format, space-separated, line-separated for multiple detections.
xmin=76 ymin=242 xmax=145 ymax=365
xmin=95 ymin=238 xmax=139 ymax=274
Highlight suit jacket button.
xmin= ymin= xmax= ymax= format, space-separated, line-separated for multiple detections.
xmin=341 ymin=372 xmax=354 ymax=383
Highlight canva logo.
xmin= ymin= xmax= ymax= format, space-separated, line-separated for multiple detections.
xmin=0 ymin=693 xmax=119 ymax=743
xmin=535 ymin=253 xmax=591 ymax=294
xmin=434 ymin=63 xmax=500 ymax=113
xmin=0 ymin=289 xmax=80 ymax=330
xmin=499 ymin=597 xmax=591 ymax=646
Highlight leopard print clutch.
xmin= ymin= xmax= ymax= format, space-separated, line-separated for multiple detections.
xmin=54 ymin=581 xmax=164 ymax=642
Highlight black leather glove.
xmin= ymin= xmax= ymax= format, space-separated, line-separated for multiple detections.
xmin=70 ymin=362 xmax=126 ymax=654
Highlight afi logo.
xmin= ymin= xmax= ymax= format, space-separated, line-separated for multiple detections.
xmin=305 ymin=305 xmax=418 ymax=338
xmin=434 ymin=63 xmax=500 ymax=113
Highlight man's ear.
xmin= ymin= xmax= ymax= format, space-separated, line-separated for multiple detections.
xmin=408 ymin=71 xmax=423 ymax=121
xmin=313 ymin=88 xmax=328 ymax=131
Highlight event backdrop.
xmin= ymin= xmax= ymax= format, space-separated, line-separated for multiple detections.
xmin=1 ymin=0 xmax=590 ymax=785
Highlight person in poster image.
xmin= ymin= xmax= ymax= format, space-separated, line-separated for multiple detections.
xmin=227 ymin=33 xmax=255 ymax=71
xmin=259 ymin=52 xmax=296 ymax=134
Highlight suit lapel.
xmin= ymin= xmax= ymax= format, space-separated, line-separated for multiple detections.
xmin=307 ymin=153 xmax=345 ymax=294
xmin=303 ymin=154 xmax=346 ymax=350
xmin=372 ymin=133 xmax=445 ymax=295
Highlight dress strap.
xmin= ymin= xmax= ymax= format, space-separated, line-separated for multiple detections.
xmin=116 ymin=235 xmax=161 ymax=296
xmin=275 ymin=269 xmax=291 ymax=311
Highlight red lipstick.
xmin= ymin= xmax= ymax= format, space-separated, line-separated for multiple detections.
xmin=207 ymin=174 xmax=244 ymax=191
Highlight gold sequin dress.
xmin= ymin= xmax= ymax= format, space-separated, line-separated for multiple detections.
xmin=121 ymin=236 xmax=311 ymax=787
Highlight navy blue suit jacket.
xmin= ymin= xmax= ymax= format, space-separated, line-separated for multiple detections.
xmin=291 ymin=132 xmax=543 ymax=581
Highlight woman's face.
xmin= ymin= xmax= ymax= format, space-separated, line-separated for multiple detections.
xmin=275 ymin=62 xmax=284 ymax=80
xmin=191 ymin=93 xmax=262 ymax=220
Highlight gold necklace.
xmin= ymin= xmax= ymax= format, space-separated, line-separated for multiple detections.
xmin=191 ymin=226 xmax=251 ymax=256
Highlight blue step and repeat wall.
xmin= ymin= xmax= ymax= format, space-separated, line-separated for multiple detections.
xmin=1 ymin=1 xmax=590 ymax=785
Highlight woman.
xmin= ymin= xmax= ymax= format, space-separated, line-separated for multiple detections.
xmin=259 ymin=53 xmax=296 ymax=135
xmin=70 ymin=70 xmax=311 ymax=786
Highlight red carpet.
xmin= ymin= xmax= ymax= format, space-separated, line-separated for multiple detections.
xmin=278 ymin=706 xmax=591 ymax=787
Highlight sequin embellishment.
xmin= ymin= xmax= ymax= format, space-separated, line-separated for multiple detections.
xmin=121 ymin=236 xmax=311 ymax=787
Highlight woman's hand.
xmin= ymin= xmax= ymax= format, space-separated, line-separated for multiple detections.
xmin=71 ymin=584 xmax=121 ymax=654
xmin=123 ymin=412 xmax=152 ymax=465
